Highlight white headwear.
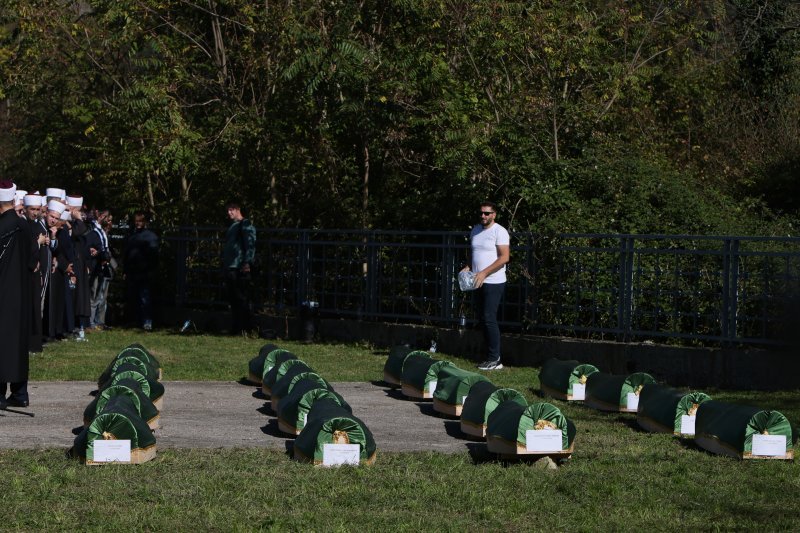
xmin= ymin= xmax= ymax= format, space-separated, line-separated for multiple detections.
xmin=47 ymin=200 xmax=66 ymax=214
xmin=16 ymin=190 xmax=27 ymax=201
xmin=24 ymin=194 xmax=42 ymax=207
xmin=45 ymin=188 xmax=66 ymax=200
xmin=40 ymin=196 xmax=47 ymax=207
xmin=0 ymin=181 xmax=16 ymax=202
xmin=66 ymin=195 xmax=83 ymax=207
xmin=60 ymin=210 xmax=72 ymax=221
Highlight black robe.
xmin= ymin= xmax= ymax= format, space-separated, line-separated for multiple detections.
xmin=71 ymin=219 xmax=91 ymax=319
xmin=28 ymin=218 xmax=47 ymax=352
xmin=0 ymin=209 xmax=34 ymax=383
xmin=43 ymin=225 xmax=65 ymax=339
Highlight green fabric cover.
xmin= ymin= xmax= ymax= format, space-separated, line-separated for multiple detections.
xmin=278 ymin=387 xmax=351 ymax=433
xmin=399 ymin=351 xmax=436 ymax=380
xmin=461 ymin=385 xmax=527 ymax=428
xmin=247 ymin=343 xmax=281 ymax=378
xmin=487 ymin=401 xmax=575 ymax=450
xmin=98 ymin=355 xmax=159 ymax=385
xmin=117 ymin=343 xmax=161 ymax=370
xmin=261 ymin=348 xmax=296 ymax=379
xmin=109 ymin=365 xmax=165 ymax=403
xmin=271 ymin=369 xmax=325 ymax=403
xmin=400 ymin=355 xmax=453 ymax=392
xmin=586 ymin=372 xmax=655 ymax=409
xmin=638 ymin=384 xmax=711 ymax=433
xmin=696 ymin=400 xmax=798 ymax=454
xmin=295 ymin=399 xmax=376 ymax=464
xmin=538 ymin=358 xmax=599 ymax=395
xmin=263 ymin=357 xmax=307 ymax=391
xmin=83 ymin=378 xmax=159 ymax=424
xmin=432 ymin=366 xmax=490 ymax=406
xmin=383 ymin=346 xmax=418 ymax=382
xmin=73 ymin=396 xmax=157 ymax=461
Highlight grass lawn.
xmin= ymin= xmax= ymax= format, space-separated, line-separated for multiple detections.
xmin=4 ymin=329 xmax=798 ymax=531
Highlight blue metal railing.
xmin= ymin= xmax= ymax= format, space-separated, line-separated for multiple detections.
xmin=144 ymin=228 xmax=800 ymax=347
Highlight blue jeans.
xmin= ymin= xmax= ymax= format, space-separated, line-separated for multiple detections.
xmin=476 ymin=282 xmax=505 ymax=362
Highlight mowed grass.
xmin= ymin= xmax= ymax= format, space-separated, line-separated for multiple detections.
xmin=6 ymin=329 xmax=799 ymax=530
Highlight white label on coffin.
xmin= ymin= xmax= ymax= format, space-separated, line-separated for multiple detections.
xmin=428 ymin=380 xmax=437 ymax=395
xmin=322 ymin=444 xmax=361 ymax=466
xmin=525 ymin=429 xmax=562 ymax=452
xmin=680 ymin=415 xmax=696 ymax=435
xmin=461 ymin=395 xmax=468 ymax=405
xmin=751 ymin=434 xmax=786 ymax=457
xmin=571 ymin=383 xmax=586 ymax=401
xmin=93 ymin=440 xmax=132 ymax=463
xmin=626 ymin=393 xmax=639 ymax=411
xmin=266 ymin=365 xmax=273 ymax=373
xmin=303 ymin=413 xmax=307 ymax=426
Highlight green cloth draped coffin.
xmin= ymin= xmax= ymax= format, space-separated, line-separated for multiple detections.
xmin=271 ymin=369 xmax=327 ymax=408
xmin=247 ymin=343 xmax=284 ymax=385
xmin=262 ymin=357 xmax=306 ymax=396
xmin=83 ymin=377 xmax=160 ymax=430
xmin=103 ymin=362 xmax=166 ymax=411
xmin=636 ymin=384 xmax=711 ymax=436
xmin=294 ymin=399 xmax=377 ymax=465
xmin=382 ymin=345 xmax=418 ymax=387
xmin=432 ymin=366 xmax=490 ymax=417
xmin=694 ymin=400 xmax=798 ymax=460
xmin=486 ymin=401 xmax=577 ymax=457
xmin=538 ymin=358 xmax=599 ymax=401
xmin=277 ymin=383 xmax=352 ymax=436
xmin=97 ymin=343 xmax=162 ymax=387
xmin=584 ymin=372 xmax=656 ymax=412
xmin=400 ymin=353 xmax=454 ymax=400
xmin=71 ymin=395 xmax=158 ymax=465
xmin=460 ymin=382 xmax=527 ymax=438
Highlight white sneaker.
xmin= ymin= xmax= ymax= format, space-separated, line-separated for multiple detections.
xmin=477 ymin=360 xmax=503 ymax=371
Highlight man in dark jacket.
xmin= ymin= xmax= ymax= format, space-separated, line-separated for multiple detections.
xmin=0 ymin=181 xmax=35 ymax=408
xmin=223 ymin=201 xmax=256 ymax=335
xmin=123 ymin=211 xmax=159 ymax=330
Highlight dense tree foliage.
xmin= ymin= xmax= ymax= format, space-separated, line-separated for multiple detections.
xmin=0 ymin=0 xmax=798 ymax=234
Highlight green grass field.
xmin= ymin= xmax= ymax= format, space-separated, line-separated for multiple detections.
xmin=4 ymin=329 xmax=799 ymax=531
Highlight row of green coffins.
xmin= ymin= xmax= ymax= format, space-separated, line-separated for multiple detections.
xmin=70 ymin=344 xmax=164 ymax=465
xmin=384 ymin=346 xmax=576 ymax=458
xmin=248 ymin=344 xmax=377 ymax=465
xmin=538 ymin=357 xmax=798 ymax=460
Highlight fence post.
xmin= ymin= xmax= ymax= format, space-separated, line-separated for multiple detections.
xmin=174 ymin=228 xmax=188 ymax=308
xmin=721 ymin=238 xmax=740 ymax=345
xmin=297 ymin=230 xmax=310 ymax=306
xmin=617 ymin=236 xmax=635 ymax=341
xmin=365 ymin=231 xmax=378 ymax=319
xmin=442 ymin=233 xmax=456 ymax=325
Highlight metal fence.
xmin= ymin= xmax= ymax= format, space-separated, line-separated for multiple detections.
xmin=140 ymin=227 xmax=800 ymax=347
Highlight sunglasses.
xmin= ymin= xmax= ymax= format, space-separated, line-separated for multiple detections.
xmin=480 ymin=211 xmax=494 ymax=216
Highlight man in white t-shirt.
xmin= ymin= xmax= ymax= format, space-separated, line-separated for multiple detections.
xmin=462 ymin=201 xmax=510 ymax=370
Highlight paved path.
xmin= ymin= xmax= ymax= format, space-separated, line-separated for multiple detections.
xmin=0 ymin=381 xmax=476 ymax=453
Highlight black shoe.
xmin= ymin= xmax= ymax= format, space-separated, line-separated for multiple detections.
xmin=477 ymin=360 xmax=504 ymax=371
xmin=0 ymin=397 xmax=7 ymax=410
xmin=6 ymin=397 xmax=29 ymax=408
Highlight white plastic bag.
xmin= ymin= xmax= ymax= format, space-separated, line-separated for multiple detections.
xmin=458 ymin=270 xmax=477 ymax=291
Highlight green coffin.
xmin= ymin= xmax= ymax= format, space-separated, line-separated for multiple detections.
xmin=695 ymin=400 xmax=798 ymax=460
xmin=72 ymin=396 xmax=157 ymax=464
xmin=636 ymin=384 xmax=711 ymax=436
xmin=382 ymin=345 xmax=418 ymax=387
xmin=294 ymin=399 xmax=377 ymax=465
xmin=262 ymin=357 xmax=306 ymax=395
xmin=400 ymin=354 xmax=453 ymax=399
xmin=246 ymin=343 xmax=283 ymax=384
xmin=278 ymin=385 xmax=351 ymax=436
xmin=97 ymin=344 xmax=162 ymax=385
xmin=98 ymin=355 xmax=159 ymax=387
xmin=486 ymin=401 xmax=576 ymax=455
xmin=84 ymin=377 xmax=160 ymax=430
xmin=461 ymin=383 xmax=527 ymax=438
xmin=585 ymin=372 xmax=656 ymax=412
xmin=432 ymin=366 xmax=490 ymax=417
xmin=538 ymin=358 xmax=599 ymax=400
xmin=108 ymin=365 xmax=166 ymax=410
xmin=271 ymin=369 xmax=326 ymax=406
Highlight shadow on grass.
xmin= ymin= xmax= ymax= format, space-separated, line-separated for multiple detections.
xmin=465 ymin=442 xmax=495 ymax=464
xmin=617 ymin=415 xmax=647 ymax=433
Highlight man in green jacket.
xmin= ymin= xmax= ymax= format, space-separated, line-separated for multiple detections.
xmin=223 ymin=201 xmax=256 ymax=335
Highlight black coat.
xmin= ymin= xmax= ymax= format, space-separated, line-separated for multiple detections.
xmin=0 ymin=209 xmax=35 ymax=382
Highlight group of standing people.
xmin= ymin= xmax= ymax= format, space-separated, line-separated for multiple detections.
xmin=0 ymin=181 xmax=117 ymax=409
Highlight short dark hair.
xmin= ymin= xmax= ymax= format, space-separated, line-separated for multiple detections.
xmin=226 ymin=201 xmax=244 ymax=214
xmin=480 ymin=201 xmax=498 ymax=212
